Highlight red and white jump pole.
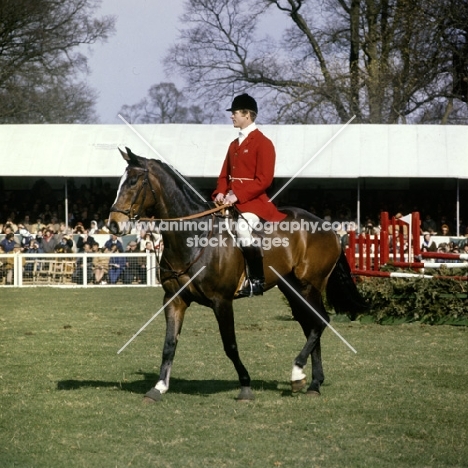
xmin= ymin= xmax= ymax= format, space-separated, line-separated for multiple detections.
xmin=345 ymin=211 xmax=468 ymax=280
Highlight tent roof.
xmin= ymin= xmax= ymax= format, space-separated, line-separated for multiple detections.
xmin=2 ymin=123 xmax=467 ymax=179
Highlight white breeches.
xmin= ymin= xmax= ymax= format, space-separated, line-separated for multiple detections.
xmin=236 ymin=212 xmax=260 ymax=247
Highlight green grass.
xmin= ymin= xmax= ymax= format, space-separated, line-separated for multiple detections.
xmin=1 ymin=287 xmax=467 ymax=467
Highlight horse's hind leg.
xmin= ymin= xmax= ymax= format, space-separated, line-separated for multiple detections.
xmin=279 ymin=280 xmax=328 ymax=395
xmin=144 ymin=295 xmax=188 ymax=403
xmin=307 ymin=335 xmax=326 ymax=395
xmin=292 ymin=318 xmax=327 ymax=396
xmin=213 ymin=298 xmax=254 ymax=401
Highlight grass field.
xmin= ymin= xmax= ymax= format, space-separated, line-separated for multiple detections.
xmin=1 ymin=286 xmax=467 ymax=467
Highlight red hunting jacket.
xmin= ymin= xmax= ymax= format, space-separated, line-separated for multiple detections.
xmin=213 ymin=128 xmax=287 ymax=222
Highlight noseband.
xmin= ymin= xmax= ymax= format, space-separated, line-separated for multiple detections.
xmin=109 ymin=161 xmax=159 ymax=221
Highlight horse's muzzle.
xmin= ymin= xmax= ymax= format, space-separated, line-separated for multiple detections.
xmin=108 ymin=219 xmax=121 ymax=235
xmin=107 ymin=210 xmax=130 ymax=235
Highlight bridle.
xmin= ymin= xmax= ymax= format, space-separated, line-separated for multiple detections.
xmin=109 ymin=161 xmax=160 ymax=221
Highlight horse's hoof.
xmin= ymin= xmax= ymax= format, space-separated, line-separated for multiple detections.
xmin=306 ymin=390 xmax=321 ymax=397
xmin=143 ymin=388 xmax=162 ymax=403
xmin=291 ymin=378 xmax=307 ymax=393
xmin=236 ymin=386 xmax=255 ymax=401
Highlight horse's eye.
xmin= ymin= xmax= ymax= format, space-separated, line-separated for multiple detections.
xmin=128 ymin=176 xmax=138 ymax=186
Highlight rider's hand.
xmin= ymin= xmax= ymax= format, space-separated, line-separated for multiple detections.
xmin=224 ymin=193 xmax=238 ymax=205
xmin=214 ymin=193 xmax=225 ymax=205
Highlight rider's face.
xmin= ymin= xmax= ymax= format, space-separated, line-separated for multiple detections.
xmin=230 ymin=110 xmax=251 ymax=129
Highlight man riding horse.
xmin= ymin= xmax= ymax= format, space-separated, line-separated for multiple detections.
xmin=213 ymin=93 xmax=287 ymax=298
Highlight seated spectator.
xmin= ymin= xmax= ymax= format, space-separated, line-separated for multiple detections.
xmin=17 ymin=225 xmax=34 ymax=250
xmin=104 ymin=234 xmax=123 ymax=252
xmin=108 ymin=244 xmax=126 ymax=284
xmin=421 ymin=232 xmax=437 ymax=252
xmin=88 ymin=220 xmax=100 ymax=235
xmin=73 ymin=222 xmax=85 ymax=234
xmin=41 ymin=229 xmax=58 ymax=253
xmin=143 ymin=232 xmax=158 ymax=250
xmin=58 ymin=222 xmax=73 ymax=238
xmin=20 ymin=215 xmax=32 ymax=233
xmin=0 ymin=231 xmax=17 ymax=253
xmin=363 ymin=220 xmax=378 ymax=235
xmin=422 ymin=214 xmax=437 ymax=233
xmin=135 ymin=229 xmax=148 ymax=250
xmin=91 ymin=212 xmax=104 ymax=230
xmin=55 ymin=234 xmax=74 ymax=253
xmin=2 ymin=223 xmax=13 ymax=235
xmin=30 ymin=217 xmax=46 ymax=235
xmin=437 ymin=242 xmax=449 ymax=253
xmin=48 ymin=216 xmax=60 ymax=234
xmin=143 ymin=241 xmax=154 ymax=254
xmin=92 ymin=246 xmax=110 ymax=285
xmin=25 ymin=239 xmax=43 ymax=254
xmin=75 ymin=229 xmax=95 ymax=252
xmin=35 ymin=228 xmax=44 ymax=249
xmin=139 ymin=230 xmax=163 ymax=258
xmin=3 ymin=218 xmax=18 ymax=234
xmin=440 ymin=224 xmax=450 ymax=236
xmin=23 ymin=240 xmax=44 ymax=278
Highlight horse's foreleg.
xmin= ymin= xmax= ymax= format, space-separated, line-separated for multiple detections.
xmin=214 ymin=299 xmax=253 ymax=401
xmin=144 ymin=296 xmax=187 ymax=403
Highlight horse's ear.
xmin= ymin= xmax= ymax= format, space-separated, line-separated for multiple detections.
xmin=118 ymin=146 xmax=140 ymax=166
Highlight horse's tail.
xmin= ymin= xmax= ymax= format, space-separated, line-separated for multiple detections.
xmin=326 ymin=251 xmax=369 ymax=320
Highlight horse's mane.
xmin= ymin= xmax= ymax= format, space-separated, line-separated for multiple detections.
xmin=145 ymin=157 xmax=212 ymax=213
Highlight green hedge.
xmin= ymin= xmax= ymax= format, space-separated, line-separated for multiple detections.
xmin=355 ymin=272 xmax=468 ymax=325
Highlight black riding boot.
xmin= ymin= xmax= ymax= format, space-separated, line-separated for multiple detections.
xmin=236 ymin=245 xmax=265 ymax=298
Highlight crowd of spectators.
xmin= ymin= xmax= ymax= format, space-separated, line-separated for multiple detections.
xmin=1 ymin=178 xmax=467 ymax=284
xmin=0 ymin=223 xmax=162 ymax=285
xmin=0 ymin=179 xmax=163 ymax=285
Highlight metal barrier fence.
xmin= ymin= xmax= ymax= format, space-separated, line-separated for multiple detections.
xmin=0 ymin=253 xmax=160 ymax=287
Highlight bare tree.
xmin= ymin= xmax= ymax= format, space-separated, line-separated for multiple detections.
xmin=0 ymin=0 xmax=115 ymax=123
xmin=118 ymin=82 xmax=219 ymax=123
xmin=164 ymin=0 xmax=468 ymax=124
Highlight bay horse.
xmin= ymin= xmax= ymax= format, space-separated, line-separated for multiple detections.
xmin=108 ymin=147 xmax=367 ymax=402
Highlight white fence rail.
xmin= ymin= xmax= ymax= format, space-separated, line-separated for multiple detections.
xmin=0 ymin=253 xmax=160 ymax=287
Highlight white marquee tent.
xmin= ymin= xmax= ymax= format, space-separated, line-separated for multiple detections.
xmin=1 ymin=123 xmax=467 ymax=178
xmin=1 ymin=124 xmax=467 ymax=234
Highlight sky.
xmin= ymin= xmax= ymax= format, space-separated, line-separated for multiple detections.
xmin=85 ymin=0 xmax=286 ymax=124
xmin=84 ymin=0 xmax=186 ymax=124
